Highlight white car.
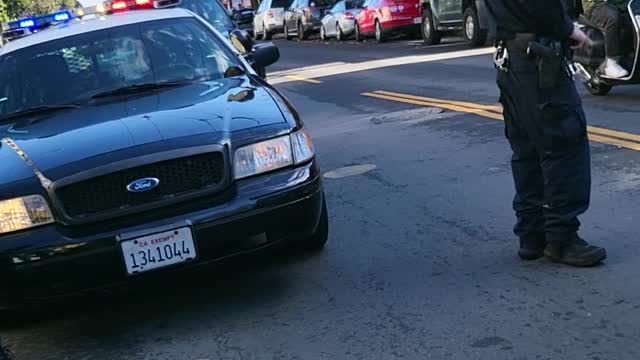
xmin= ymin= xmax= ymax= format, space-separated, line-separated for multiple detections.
xmin=253 ymin=0 xmax=293 ymax=39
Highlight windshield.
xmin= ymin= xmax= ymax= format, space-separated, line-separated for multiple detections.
xmin=180 ymin=0 xmax=237 ymax=33
xmin=0 ymin=17 xmax=240 ymax=119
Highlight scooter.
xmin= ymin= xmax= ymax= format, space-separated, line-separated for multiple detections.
xmin=571 ymin=0 xmax=640 ymax=95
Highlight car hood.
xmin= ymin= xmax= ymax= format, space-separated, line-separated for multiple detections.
xmin=0 ymin=76 xmax=287 ymax=183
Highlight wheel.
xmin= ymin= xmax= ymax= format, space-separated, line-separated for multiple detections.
xmin=298 ymin=21 xmax=307 ymax=40
xmin=374 ymin=20 xmax=385 ymax=43
xmin=584 ymin=79 xmax=613 ymax=96
xmin=354 ymin=22 xmax=363 ymax=42
xmin=421 ymin=6 xmax=442 ymax=45
xmin=263 ymin=23 xmax=272 ymax=40
xmin=299 ymin=195 xmax=329 ymax=251
xmin=320 ymin=25 xmax=327 ymax=40
xmin=336 ymin=23 xmax=344 ymax=41
xmin=463 ymin=7 xmax=487 ymax=47
xmin=284 ymin=22 xmax=292 ymax=40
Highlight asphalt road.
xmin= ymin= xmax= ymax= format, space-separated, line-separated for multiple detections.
xmin=4 ymin=36 xmax=640 ymax=360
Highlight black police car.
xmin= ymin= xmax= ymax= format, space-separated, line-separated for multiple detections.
xmin=0 ymin=4 xmax=328 ymax=309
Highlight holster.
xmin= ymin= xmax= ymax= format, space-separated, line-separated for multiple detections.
xmin=527 ymin=39 xmax=564 ymax=88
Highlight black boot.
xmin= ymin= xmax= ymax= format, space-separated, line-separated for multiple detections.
xmin=544 ymin=236 xmax=607 ymax=267
xmin=518 ymin=235 xmax=546 ymax=260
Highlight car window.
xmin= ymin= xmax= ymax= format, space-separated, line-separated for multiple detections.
xmin=0 ymin=18 xmax=240 ymax=119
xmin=331 ymin=1 xmax=343 ymax=12
xmin=180 ymin=0 xmax=236 ymax=33
xmin=346 ymin=0 xmax=363 ymax=9
xmin=310 ymin=0 xmax=333 ymax=7
xmin=272 ymin=0 xmax=292 ymax=8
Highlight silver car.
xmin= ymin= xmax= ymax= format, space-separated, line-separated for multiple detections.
xmin=320 ymin=0 xmax=364 ymax=41
xmin=254 ymin=0 xmax=293 ymax=39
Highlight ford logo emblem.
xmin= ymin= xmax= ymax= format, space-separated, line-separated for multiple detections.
xmin=127 ymin=177 xmax=160 ymax=193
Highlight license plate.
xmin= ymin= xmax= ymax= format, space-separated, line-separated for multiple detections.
xmin=413 ymin=17 xmax=422 ymax=24
xmin=120 ymin=227 xmax=196 ymax=275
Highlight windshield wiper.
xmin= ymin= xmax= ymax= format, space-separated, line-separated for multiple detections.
xmin=91 ymin=81 xmax=191 ymax=99
xmin=0 ymin=104 xmax=81 ymax=122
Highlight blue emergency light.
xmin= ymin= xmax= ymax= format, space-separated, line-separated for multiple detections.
xmin=53 ymin=12 xmax=71 ymax=22
xmin=18 ymin=19 xmax=36 ymax=28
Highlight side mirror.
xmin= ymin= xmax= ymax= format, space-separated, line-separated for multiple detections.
xmin=252 ymin=42 xmax=280 ymax=68
xmin=230 ymin=29 xmax=254 ymax=54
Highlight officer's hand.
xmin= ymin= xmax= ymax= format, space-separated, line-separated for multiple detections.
xmin=570 ymin=26 xmax=592 ymax=49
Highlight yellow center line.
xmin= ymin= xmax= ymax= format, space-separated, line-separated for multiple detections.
xmin=283 ymin=75 xmax=322 ymax=84
xmin=372 ymin=90 xmax=504 ymax=113
xmin=362 ymin=90 xmax=640 ymax=151
xmin=372 ymin=91 xmax=640 ymax=144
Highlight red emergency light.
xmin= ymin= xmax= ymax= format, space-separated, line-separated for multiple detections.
xmin=111 ymin=1 xmax=128 ymax=10
xmin=135 ymin=0 xmax=153 ymax=7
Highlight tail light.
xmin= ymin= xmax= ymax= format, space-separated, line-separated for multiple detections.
xmin=266 ymin=9 xmax=274 ymax=17
xmin=343 ymin=11 xmax=354 ymax=19
xmin=111 ymin=1 xmax=128 ymax=10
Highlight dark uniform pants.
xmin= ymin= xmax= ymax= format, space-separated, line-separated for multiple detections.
xmin=587 ymin=3 xmax=632 ymax=58
xmin=497 ymin=54 xmax=591 ymax=244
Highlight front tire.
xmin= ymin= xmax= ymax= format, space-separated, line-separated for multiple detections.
xmin=298 ymin=22 xmax=307 ymax=40
xmin=354 ymin=22 xmax=363 ymax=42
xmin=374 ymin=20 xmax=385 ymax=43
xmin=463 ymin=7 xmax=487 ymax=47
xmin=320 ymin=25 xmax=327 ymax=40
xmin=336 ymin=23 xmax=344 ymax=41
xmin=422 ymin=6 xmax=442 ymax=45
xmin=284 ymin=22 xmax=293 ymax=40
xmin=585 ymin=79 xmax=613 ymax=96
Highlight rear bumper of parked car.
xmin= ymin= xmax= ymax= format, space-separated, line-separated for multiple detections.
xmin=381 ymin=17 xmax=421 ymax=33
xmin=0 ymin=160 xmax=324 ymax=308
xmin=265 ymin=18 xmax=283 ymax=31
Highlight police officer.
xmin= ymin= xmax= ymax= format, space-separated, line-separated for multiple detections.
xmin=485 ymin=0 xmax=607 ymax=267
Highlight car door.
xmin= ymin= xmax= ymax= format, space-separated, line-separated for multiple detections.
xmin=325 ymin=1 xmax=344 ymax=35
xmin=286 ymin=0 xmax=298 ymax=30
xmin=358 ymin=0 xmax=376 ymax=33
xmin=437 ymin=0 xmax=462 ymax=23
xmin=295 ymin=0 xmax=309 ymax=29
xmin=255 ymin=0 xmax=268 ymax=32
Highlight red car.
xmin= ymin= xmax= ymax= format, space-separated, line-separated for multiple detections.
xmin=354 ymin=0 xmax=421 ymax=42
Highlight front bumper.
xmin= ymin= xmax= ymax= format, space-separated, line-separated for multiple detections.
xmin=0 ymin=161 xmax=323 ymax=307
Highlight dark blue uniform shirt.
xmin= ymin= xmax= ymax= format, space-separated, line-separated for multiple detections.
xmin=484 ymin=0 xmax=575 ymax=41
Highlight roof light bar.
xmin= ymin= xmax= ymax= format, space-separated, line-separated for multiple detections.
xmin=18 ymin=19 xmax=35 ymax=28
xmin=111 ymin=1 xmax=128 ymax=10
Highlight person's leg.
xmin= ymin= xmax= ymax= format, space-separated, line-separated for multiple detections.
xmin=497 ymin=67 xmax=546 ymax=260
xmin=588 ymin=3 xmax=628 ymax=77
xmin=536 ymin=75 xmax=606 ymax=266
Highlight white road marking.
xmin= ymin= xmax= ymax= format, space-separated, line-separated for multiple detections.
xmin=324 ymin=164 xmax=377 ymax=179
xmin=268 ymin=47 xmax=494 ymax=84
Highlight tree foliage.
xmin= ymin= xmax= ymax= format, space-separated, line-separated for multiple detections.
xmin=1 ymin=0 xmax=77 ymax=21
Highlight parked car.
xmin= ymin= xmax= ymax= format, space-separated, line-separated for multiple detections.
xmin=283 ymin=0 xmax=336 ymax=40
xmin=232 ymin=6 xmax=256 ymax=36
xmin=320 ymin=0 xmax=364 ymax=41
xmin=420 ymin=0 xmax=489 ymax=46
xmin=354 ymin=0 xmax=421 ymax=42
xmin=0 ymin=5 xmax=328 ymax=310
xmin=254 ymin=0 xmax=293 ymax=40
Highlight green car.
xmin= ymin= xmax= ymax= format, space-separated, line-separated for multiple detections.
xmin=420 ymin=0 xmax=489 ymax=46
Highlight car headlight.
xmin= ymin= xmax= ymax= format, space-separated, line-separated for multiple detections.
xmin=234 ymin=129 xmax=316 ymax=179
xmin=0 ymin=195 xmax=54 ymax=234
